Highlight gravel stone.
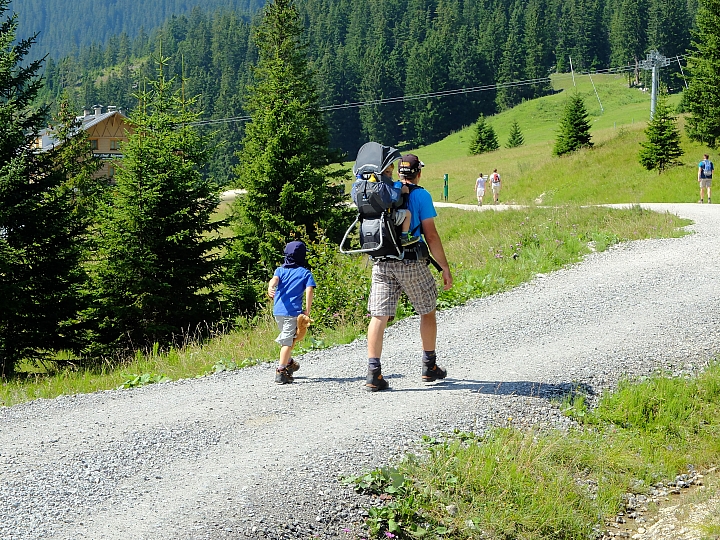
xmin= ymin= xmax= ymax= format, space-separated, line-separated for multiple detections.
xmin=1 ymin=202 xmax=718 ymax=539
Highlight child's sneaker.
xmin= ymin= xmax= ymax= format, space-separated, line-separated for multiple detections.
xmin=275 ymin=367 xmax=294 ymax=384
xmin=422 ymin=363 xmax=447 ymax=383
xmin=287 ymin=358 xmax=301 ymax=374
xmin=365 ymin=368 xmax=389 ymax=392
xmin=401 ymin=233 xmax=420 ymax=246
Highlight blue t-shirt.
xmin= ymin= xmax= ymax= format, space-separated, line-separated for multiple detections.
xmin=406 ymin=186 xmax=437 ymax=242
xmin=273 ymin=266 xmax=317 ymax=317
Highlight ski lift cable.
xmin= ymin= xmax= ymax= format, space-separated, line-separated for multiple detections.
xmin=189 ymin=59 xmax=687 ymax=127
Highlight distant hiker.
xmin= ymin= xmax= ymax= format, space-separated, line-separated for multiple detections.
xmin=490 ymin=169 xmax=501 ymax=204
xmin=365 ymin=153 xmax=453 ymax=392
xmin=268 ymin=241 xmax=316 ymax=384
xmin=475 ymin=173 xmax=486 ymax=206
xmin=698 ymin=154 xmax=714 ymax=204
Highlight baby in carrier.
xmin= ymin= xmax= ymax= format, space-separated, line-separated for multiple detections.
xmin=380 ymin=162 xmax=419 ymax=246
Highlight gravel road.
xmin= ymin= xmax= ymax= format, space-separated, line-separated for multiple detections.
xmin=2 ymin=203 xmax=719 ymax=540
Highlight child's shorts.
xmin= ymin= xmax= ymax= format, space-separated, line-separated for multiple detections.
xmin=393 ymin=208 xmax=409 ymax=226
xmin=274 ymin=315 xmax=298 ymax=347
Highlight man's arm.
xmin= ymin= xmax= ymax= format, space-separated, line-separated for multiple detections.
xmin=421 ymin=217 xmax=453 ymax=290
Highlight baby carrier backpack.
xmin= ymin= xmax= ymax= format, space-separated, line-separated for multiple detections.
xmin=340 ymin=142 xmax=412 ymax=259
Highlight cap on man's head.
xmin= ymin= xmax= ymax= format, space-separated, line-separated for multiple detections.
xmin=398 ymin=154 xmax=424 ymax=176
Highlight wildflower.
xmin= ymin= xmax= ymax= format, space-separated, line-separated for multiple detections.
xmin=385 ymin=533 xmax=396 ymax=539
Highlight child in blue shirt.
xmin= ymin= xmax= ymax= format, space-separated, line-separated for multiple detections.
xmin=267 ymin=241 xmax=316 ymax=384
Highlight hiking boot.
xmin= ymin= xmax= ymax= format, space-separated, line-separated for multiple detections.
xmin=709 ymin=198 xmax=712 ymax=204
xmin=275 ymin=367 xmax=294 ymax=384
xmin=401 ymin=233 xmax=420 ymax=246
xmin=365 ymin=369 xmax=389 ymax=392
xmin=287 ymin=358 xmax=301 ymax=374
xmin=422 ymin=363 xmax=447 ymax=383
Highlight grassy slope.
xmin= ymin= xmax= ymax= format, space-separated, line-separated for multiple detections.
xmin=413 ymin=73 xmax=709 ymax=206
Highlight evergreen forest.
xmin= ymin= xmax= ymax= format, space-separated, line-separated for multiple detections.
xmin=33 ymin=0 xmax=695 ymax=180
xmin=9 ymin=0 xmax=265 ymax=59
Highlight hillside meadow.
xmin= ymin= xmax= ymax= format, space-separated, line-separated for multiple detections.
xmin=412 ymin=73 xmax=707 ymax=206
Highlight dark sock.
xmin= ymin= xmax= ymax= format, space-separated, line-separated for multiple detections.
xmin=368 ymin=357 xmax=381 ymax=371
xmin=400 ymin=231 xmax=408 ymax=238
xmin=422 ymin=350 xmax=437 ymax=365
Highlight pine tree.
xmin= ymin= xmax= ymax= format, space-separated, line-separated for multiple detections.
xmin=93 ymin=54 xmax=226 ymax=352
xmin=227 ymin=0 xmax=349 ymax=288
xmin=469 ymin=115 xmax=500 ymax=155
xmin=639 ymin=91 xmax=684 ymax=172
xmin=610 ymin=0 xmax=647 ymax=84
xmin=685 ymin=0 xmax=720 ymax=147
xmin=0 ymin=3 xmax=89 ymax=375
xmin=496 ymin=6 xmax=527 ymax=111
xmin=553 ymin=92 xmax=594 ymax=156
xmin=506 ymin=120 xmax=525 ymax=148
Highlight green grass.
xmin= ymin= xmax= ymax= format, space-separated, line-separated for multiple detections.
xmin=345 ymin=364 xmax=720 ymax=539
xmin=411 ymin=73 xmax=710 ymax=207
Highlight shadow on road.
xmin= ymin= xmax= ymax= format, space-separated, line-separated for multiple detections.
xmin=393 ymin=378 xmax=595 ymax=400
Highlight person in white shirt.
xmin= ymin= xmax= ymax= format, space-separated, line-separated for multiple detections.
xmin=475 ymin=173 xmax=486 ymax=206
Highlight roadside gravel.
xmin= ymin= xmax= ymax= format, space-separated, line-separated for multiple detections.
xmin=1 ymin=203 xmax=719 ymax=540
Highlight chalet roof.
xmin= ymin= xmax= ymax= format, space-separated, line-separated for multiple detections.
xmin=36 ymin=108 xmax=128 ymax=151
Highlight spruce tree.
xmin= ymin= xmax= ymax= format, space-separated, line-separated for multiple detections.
xmin=553 ymin=93 xmax=594 ymax=156
xmin=506 ymin=120 xmax=525 ymax=148
xmin=639 ymin=92 xmax=684 ymax=172
xmin=496 ymin=7 xmax=528 ymax=111
xmin=469 ymin=116 xmax=500 ymax=155
xmin=0 ymin=3 xmax=89 ymax=375
xmin=685 ymin=0 xmax=720 ymax=147
xmin=93 ymin=54 xmax=225 ymax=352
xmin=227 ymin=0 xmax=349 ymax=287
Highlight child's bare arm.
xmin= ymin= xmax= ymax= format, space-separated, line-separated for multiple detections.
xmin=304 ymin=286 xmax=314 ymax=315
xmin=400 ymin=184 xmax=410 ymax=194
xmin=268 ymin=276 xmax=279 ymax=298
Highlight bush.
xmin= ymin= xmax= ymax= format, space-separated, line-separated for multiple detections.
xmin=306 ymin=231 xmax=371 ymax=329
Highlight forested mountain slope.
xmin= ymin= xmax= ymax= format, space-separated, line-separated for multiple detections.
xmin=9 ymin=0 xmax=265 ymax=58
xmin=31 ymin=0 xmax=697 ymax=180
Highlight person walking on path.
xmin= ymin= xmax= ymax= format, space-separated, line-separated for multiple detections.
xmin=268 ymin=241 xmax=316 ymax=384
xmin=698 ymin=154 xmax=714 ymax=204
xmin=490 ymin=169 xmax=501 ymax=204
xmin=475 ymin=173 xmax=486 ymax=206
xmin=365 ymin=153 xmax=453 ymax=392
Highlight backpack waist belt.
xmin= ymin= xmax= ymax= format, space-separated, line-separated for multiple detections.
xmin=402 ymin=243 xmax=430 ymax=260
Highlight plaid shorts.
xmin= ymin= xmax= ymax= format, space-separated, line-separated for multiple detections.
xmin=368 ymin=259 xmax=438 ymax=316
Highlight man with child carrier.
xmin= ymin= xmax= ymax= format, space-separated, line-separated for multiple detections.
xmin=346 ymin=148 xmax=453 ymax=392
